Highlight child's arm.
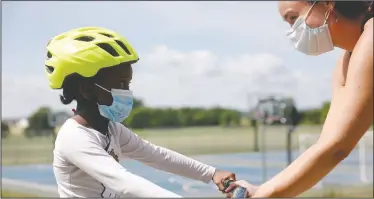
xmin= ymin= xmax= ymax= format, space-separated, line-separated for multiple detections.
xmin=118 ymin=124 xmax=216 ymax=184
xmin=57 ymin=127 xmax=182 ymax=197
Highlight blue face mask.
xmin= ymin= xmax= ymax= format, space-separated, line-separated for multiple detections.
xmin=95 ymin=84 xmax=134 ymax=123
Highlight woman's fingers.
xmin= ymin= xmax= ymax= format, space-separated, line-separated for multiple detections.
xmin=224 ymin=180 xmax=258 ymax=198
xmin=225 ymin=182 xmax=238 ymax=193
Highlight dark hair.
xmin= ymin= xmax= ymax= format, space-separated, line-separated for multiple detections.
xmin=310 ymin=1 xmax=373 ymax=20
xmin=59 ymin=74 xmax=92 ymax=105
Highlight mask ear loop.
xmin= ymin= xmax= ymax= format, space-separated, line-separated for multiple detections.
xmin=301 ymin=1 xmax=317 ymax=28
xmin=95 ymin=84 xmax=111 ymax=93
xmin=305 ymin=1 xmax=317 ymax=19
xmin=323 ymin=9 xmax=332 ymax=24
xmin=324 ymin=7 xmax=338 ymax=25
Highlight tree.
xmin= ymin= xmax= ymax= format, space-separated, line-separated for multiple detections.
xmin=133 ymin=98 xmax=144 ymax=109
xmin=320 ymin=101 xmax=331 ymax=123
xmin=157 ymin=108 xmax=180 ymax=127
xmin=299 ymin=109 xmax=321 ymax=124
xmin=177 ymin=108 xmax=195 ymax=127
xmin=219 ymin=110 xmax=241 ymax=127
xmin=124 ymin=104 xmax=243 ymax=129
xmin=219 ymin=111 xmax=231 ymax=127
xmin=124 ymin=107 xmax=154 ymax=129
xmin=1 ymin=121 xmax=10 ymax=138
xmin=192 ymin=109 xmax=212 ymax=126
xmin=25 ymin=106 xmax=54 ymax=137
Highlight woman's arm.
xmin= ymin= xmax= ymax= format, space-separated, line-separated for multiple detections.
xmin=252 ymin=22 xmax=373 ymax=198
xmin=118 ymin=125 xmax=217 ymax=184
xmin=59 ymin=128 xmax=182 ymax=198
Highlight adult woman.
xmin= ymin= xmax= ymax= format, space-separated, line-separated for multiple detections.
xmin=46 ymin=27 xmax=235 ymax=197
xmin=226 ymin=1 xmax=373 ymax=197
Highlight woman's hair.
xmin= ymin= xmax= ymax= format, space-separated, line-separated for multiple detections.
xmin=309 ymin=1 xmax=373 ymax=20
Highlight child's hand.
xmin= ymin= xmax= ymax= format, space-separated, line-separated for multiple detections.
xmin=212 ymin=169 xmax=236 ymax=192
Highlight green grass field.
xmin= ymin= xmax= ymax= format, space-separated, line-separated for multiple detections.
xmin=1 ymin=190 xmax=37 ymax=198
xmin=2 ymin=125 xmax=323 ymax=165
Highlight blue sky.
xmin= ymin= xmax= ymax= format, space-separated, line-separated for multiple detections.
xmin=2 ymin=1 xmax=342 ymax=118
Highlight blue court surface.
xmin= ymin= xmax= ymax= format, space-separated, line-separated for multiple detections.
xmin=2 ymin=150 xmax=373 ymax=197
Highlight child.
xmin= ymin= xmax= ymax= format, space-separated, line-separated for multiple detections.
xmin=45 ymin=27 xmax=235 ymax=197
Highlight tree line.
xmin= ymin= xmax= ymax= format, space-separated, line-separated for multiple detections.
xmin=298 ymin=101 xmax=331 ymax=125
xmin=124 ymin=106 xmax=241 ymax=129
xmin=1 ymin=98 xmax=242 ymax=138
xmin=125 ymin=99 xmax=241 ymax=128
xmin=1 ymin=99 xmax=341 ymax=138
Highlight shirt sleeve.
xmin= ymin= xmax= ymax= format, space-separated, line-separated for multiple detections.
xmin=117 ymin=124 xmax=217 ymax=184
xmin=58 ymin=127 xmax=182 ymax=198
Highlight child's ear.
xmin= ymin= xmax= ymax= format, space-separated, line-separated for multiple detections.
xmin=79 ymin=80 xmax=95 ymax=100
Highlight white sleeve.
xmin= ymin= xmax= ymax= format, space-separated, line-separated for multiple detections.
xmin=59 ymin=128 xmax=182 ymax=198
xmin=118 ymin=124 xmax=217 ymax=183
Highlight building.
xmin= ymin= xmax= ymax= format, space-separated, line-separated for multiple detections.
xmin=2 ymin=118 xmax=29 ymax=135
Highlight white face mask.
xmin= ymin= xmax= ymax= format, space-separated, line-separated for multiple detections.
xmin=286 ymin=2 xmax=334 ymax=56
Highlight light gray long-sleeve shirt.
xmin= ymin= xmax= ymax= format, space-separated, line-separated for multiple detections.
xmin=53 ymin=119 xmax=216 ymax=198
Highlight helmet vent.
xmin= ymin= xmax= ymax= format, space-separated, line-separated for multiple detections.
xmin=96 ymin=43 xmax=119 ymax=57
xmin=99 ymin=33 xmax=114 ymax=38
xmin=47 ymin=51 xmax=52 ymax=59
xmin=115 ymin=40 xmax=131 ymax=55
xmin=45 ymin=65 xmax=55 ymax=74
xmin=75 ymin=36 xmax=95 ymax=42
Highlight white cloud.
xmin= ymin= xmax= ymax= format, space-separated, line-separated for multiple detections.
xmin=1 ymin=74 xmax=76 ymax=119
xmin=133 ymin=45 xmax=331 ymax=110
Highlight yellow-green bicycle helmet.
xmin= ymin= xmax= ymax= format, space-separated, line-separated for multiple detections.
xmin=45 ymin=27 xmax=139 ymax=89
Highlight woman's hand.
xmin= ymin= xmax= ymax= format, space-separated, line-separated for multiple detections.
xmin=212 ymin=169 xmax=236 ymax=192
xmin=225 ymin=180 xmax=259 ymax=198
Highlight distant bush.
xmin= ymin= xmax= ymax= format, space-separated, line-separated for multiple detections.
xmin=1 ymin=121 xmax=10 ymax=138
xmin=25 ymin=107 xmax=54 ymax=138
xmin=124 ymin=107 xmax=241 ymax=129
xmin=299 ymin=101 xmax=331 ymax=125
